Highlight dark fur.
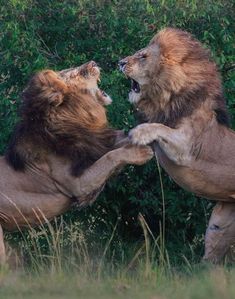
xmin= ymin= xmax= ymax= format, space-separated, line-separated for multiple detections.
xmin=136 ymin=88 xmax=230 ymax=128
xmin=5 ymin=71 xmax=117 ymax=176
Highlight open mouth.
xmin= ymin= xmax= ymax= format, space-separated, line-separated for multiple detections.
xmin=131 ymin=79 xmax=140 ymax=93
xmin=101 ymin=90 xmax=107 ymax=97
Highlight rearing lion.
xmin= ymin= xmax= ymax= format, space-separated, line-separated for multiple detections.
xmin=119 ymin=28 xmax=235 ymax=263
xmin=0 ymin=61 xmax=153 ymax=263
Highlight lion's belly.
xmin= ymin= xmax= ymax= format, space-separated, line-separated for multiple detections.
xmin=0 ymin=190 xmax=71 ymax=231
xmin=0 ymin=191 xmax=71 ymax=231
xmin=0 ymin=157 xmax=71 ymax=231
xmin=154 ymin=146 xmax=235 ymax=202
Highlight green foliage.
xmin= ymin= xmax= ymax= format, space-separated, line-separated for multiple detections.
xmin=0 ymin=0 xmax=234 ymax=258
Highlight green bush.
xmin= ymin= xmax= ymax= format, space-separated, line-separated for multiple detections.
xmin=0 ymin=0 xmax=234 ymax=260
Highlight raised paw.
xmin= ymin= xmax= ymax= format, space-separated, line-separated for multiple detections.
xmin=129 ymin=124 xmax=155 ymax=145
xmin=123 ymin=145 xmax=153 ymax=165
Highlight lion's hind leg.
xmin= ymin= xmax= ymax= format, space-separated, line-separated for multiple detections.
xmin=203 ymin=202 xmax=235 ymax=264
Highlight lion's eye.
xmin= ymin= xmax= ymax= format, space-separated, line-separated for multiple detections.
xmin=140 ymin=53 xmax=148 ymax=59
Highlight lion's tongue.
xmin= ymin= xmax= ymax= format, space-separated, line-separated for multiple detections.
xmin=131 ymin=79 xmax=140 ymax=93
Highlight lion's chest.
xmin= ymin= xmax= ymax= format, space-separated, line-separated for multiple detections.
xmin=153 ymin=144 xmax=199 ymax=191
xmin=154 ymin=144 xmax=235 ymax=201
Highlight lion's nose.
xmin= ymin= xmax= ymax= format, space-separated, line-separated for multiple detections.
xmin=118 ymin=60 xmax=127 ymax=72
xmin=89 ymin=61 xmax=98 ymax=68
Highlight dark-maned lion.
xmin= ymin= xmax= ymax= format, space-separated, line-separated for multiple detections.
xmin=119 ymin=28 xmax=235 ymax=263
xmin=0 ymin=61 xmax=153 ymax=263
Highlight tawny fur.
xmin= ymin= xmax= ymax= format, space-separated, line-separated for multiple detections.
xmin=0 ymin=62 xmax=153 ymax=264
xmin=120 ymin=28 xmax=235 ymax=263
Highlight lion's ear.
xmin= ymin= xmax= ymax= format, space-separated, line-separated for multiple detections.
xmin=34 ymin=70 xmax=68 ymax=106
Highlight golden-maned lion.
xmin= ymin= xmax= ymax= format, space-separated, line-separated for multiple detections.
xmin=119 ymin=28 xmax=235 ymax=263
xmin=0 ymin=61 xmax=153 ymax=263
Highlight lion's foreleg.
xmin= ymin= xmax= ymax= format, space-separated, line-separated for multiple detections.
xmin=70 ymin=145 xmax=153 ymax=199
xmin=0 ymin=225 xmax=6 ymax=265
xmin=203 ymin=202 xmax=235 ymax=264
xmin=129 ymin=123 xmax=191 ymax=165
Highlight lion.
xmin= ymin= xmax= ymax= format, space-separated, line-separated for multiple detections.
xmin=0 ymin=61 xmax=153 ymax=264
xmin=119 ymin=28 xmax=235 ymax=263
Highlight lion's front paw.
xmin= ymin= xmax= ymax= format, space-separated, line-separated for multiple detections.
xmin=129 ymin=124 xmax=154 ymax=145
xmin=123 ymin=145 xmax=153 ymax=165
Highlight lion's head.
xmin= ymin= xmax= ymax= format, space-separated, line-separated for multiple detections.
xmin=20 ymin=61 xmax=111 ymax=126
xmin=119 ymin=28 xmax=229 ymax=127
xmin=6 ymin=61 xmax=117 ymax=176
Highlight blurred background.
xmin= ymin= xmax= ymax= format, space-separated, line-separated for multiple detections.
xmin=0 ymin=0 xmax=234 ymax=266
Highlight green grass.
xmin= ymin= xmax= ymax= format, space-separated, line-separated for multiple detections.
xmin=1 ymin=217 xmax=235 ymax=299
xmin=1 ymin=263 xmax=235 ymax=299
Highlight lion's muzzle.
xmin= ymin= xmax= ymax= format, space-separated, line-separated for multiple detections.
xmin=118 ymin=59 xmax=127 ymax=72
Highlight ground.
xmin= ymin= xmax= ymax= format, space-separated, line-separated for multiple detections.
xmin=0 ymin=265 xmax=235 ymax=299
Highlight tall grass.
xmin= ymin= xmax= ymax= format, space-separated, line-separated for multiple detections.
xmin=1 ymin=219 xmax=235 ymax=299
xmin=5 ymin=212 xmax=171 ymax=275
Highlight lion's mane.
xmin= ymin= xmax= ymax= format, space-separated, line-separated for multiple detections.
xmin=136 ymin=28 xmax=229 ymax=128
xmin=6 ymin=70 xmax=117 ymax=176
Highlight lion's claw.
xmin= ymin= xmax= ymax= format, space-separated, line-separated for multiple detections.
xmin=129 ymin=124 xmax=153 ymax=145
